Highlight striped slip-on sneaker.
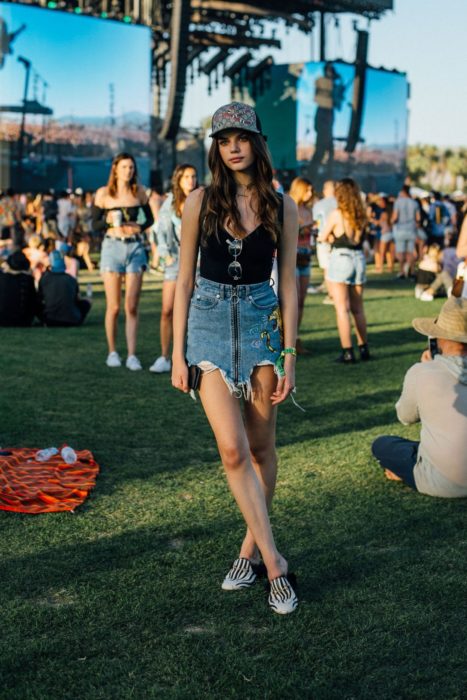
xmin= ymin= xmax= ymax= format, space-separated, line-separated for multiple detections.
xmin=268 ymin=574 xmax=298 ymax=615
xmin=221 ymin=557 xmax=263 ymax=591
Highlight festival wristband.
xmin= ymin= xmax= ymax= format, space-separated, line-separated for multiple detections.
xmin=275 ymin=347 xmax=297 ymax=377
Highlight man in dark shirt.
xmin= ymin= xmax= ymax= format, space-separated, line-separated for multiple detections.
xmin=38 ymin=251 xmax=91 ymax=327
xmin=0 ymin=251 xmax=37 ymax=326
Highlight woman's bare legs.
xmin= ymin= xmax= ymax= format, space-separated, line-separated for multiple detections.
xmin=160 ymin=280 xmax=176 ymax=358
xmin=103 ymin=272 xmax=122 ymax=353
xmin=239 ymin=366 xmax=278 ymax=564
xmin=349 ymin=284 xmax=367 ymax=345
xmin=198 ymin=368 xmax=286 ymax=581
xmin=328 ymin=281 xmax=352 ymax=348
xmin=296 ymin=274 xmax=309 ymax=329
xmin=76 ymin=240 xmax=94 ymax=271
xmin=124 ymin=272 xmax=144 ymax=357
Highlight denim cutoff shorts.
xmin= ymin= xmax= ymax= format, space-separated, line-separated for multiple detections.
xmin=327 ymin=248 xmax=366 ymax=285
xmin=164 ymin=259 xmax=179 ymax=282
xmin=186 ymin=276 xmax=282 ymax=399
xmin=100 ymin=236 xmax=148 ymax=274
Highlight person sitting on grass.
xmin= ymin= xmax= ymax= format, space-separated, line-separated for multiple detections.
xmin=371 ymin=297 xmax=467 ymax=497
xmin=0 ymin=251 xmax=37 ymax=326
xmin=37 ymin=251 xmax=91 ymax=327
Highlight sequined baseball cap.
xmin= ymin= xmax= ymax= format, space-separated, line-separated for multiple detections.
xmin=209 ymin=101 xmax=264 ymax=138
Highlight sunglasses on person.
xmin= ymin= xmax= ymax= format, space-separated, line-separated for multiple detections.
xmin=227 ymin=237 xmax=242 ymax=281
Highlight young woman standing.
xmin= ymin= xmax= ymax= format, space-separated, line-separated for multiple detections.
xmin=172 ymin=103 xmax=299 ymax=614
xmin=93 ymin=153 xmax=154 ymax=370
xmin=149 ymin=164 xmax=198 ymax=373
xmin=289 ymin=176 xmax=315 ymax=354
xmin=319 ymin=178 xmax=369 ymax=363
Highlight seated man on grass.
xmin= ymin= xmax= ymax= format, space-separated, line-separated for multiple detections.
xmin=37 ymin=251 xmax=91 ymax=327
xmin=372 ymin=297 xmax=467 ymax=497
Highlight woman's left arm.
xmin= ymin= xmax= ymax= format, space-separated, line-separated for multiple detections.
xmin=272 ymin=194 xmax=299 ymax=406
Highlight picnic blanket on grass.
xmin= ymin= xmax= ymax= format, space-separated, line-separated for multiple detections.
xmin=0 ymin=448 xmax=99 ymax=513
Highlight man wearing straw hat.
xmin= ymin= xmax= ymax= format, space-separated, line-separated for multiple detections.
xmin=372 ymin=297 xmax=467 ymax=497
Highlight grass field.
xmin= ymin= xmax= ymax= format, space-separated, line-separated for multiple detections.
xmin=1 ymin=268 xmax=466 ymax=700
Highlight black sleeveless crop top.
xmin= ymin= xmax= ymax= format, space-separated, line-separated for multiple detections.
xmin=332 ymin=232 xmax=363 ymax=251
xmin=199 ymin=192 xmax=282 ymax=285
xmin=200 ymin=226 xmax=276 ymax=285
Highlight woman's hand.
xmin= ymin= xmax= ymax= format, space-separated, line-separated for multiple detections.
xmin=172 ymin=356 xmax=189 ymax=393
xmin=270 ymin=355 xmax=296 ymax=405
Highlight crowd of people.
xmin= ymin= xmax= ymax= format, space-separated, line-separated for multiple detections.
xmin=1 ymin=100 xmax=467 ymax=616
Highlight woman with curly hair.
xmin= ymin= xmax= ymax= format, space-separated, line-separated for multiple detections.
xmin=171 ymin=102 xmax=299 ymax=614
xmin=318 ymin=177 xmax=369 ymax=363
xmin=149 ymin=163 xmax=198 ymax=374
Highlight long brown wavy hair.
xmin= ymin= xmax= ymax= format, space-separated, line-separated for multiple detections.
xmin=107 ymin=152 xmax=139 ymax=198
xmin=201 ymin=131 xmax=281 ymax=242
xmin=172 ymin=163 xmax=198 ymax=218
xmin=335 ymin=178 xmax=367 ymax=243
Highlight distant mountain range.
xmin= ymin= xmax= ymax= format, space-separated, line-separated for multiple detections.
xmin=56 ymin=112 xmax=149 ymax=127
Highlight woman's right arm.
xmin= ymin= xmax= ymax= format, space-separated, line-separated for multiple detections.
xmin=318 ymin=210 xmax=337 ymax=243
xmin=456 ymin=216 xmax=467 ymax=259
xmin=172 ymin=188 xmax=204 ymax=393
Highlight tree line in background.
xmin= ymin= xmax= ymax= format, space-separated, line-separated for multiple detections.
xmin=408 ymin=145 xmax=467 ymax=193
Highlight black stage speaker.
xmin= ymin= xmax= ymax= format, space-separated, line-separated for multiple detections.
xmin=345 ymin=30 xmax=369 ymax=153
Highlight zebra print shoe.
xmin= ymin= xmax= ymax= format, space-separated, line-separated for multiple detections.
xmin=268 ymin=574 xmax=298 ymax=615
xmin=221 ymin=557 xmax=259 ymax=591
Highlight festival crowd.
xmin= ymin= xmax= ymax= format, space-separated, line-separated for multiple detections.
xmin=1 ymin=102 xmax=467 ymax=614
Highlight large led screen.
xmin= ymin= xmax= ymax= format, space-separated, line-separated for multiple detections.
xmin=0 ymin=2 xmax=151 ymax=192
xmin=254 ymin=60 xmax=409 ymax=193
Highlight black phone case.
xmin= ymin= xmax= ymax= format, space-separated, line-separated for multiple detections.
xmin=188 ymin=364 xmax=202 ymax=391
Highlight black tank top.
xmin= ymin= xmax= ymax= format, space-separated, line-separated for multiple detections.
xmin=200 ymin=226 xmax=276 ymax=285
xmin=199 ymin=191 xmax=282 ymax=285
xmin=332 ymin=233 xmax=363 ymax=251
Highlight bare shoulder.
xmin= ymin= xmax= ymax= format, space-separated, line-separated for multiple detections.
xmin=137 ymin=184 xmax=148 ymax=203
xmin=184 ymin=187 xmax=205 ymax=214
xmin=94 ymin=186 xmax=108 ymax=206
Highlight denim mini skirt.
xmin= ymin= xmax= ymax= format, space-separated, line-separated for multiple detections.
xmin=186 ymin=276 xmax=282 ymax=399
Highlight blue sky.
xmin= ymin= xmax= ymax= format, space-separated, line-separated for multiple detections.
xmin=1 ymin=0 xmax=466 ymax=144
xmin=182 ymin=0 xmax=467 ymax=146
xmin=0 ymin=2 xmax=151 ymax=118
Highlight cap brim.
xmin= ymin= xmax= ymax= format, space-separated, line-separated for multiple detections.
xmin=209 ymin=126 xmax=262 ymax=138
xmin=412 ymin=317 xmax=467 ymax=343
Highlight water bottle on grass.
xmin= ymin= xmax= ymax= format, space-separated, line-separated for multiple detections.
xmin=36 ymin=447 xmax=59 ymax=461
xmin=61 ymin=446 xmax=77 ymax=464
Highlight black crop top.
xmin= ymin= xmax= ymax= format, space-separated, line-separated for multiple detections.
xmin=200 ymin=226 xmax=276 ymax=285
xmin=91 ymin=203 xmax=154 ymax=232
xmin=332 ymin=232 xmax=363 ymax=250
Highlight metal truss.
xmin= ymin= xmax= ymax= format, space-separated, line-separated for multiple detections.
xmin=2 ymin=0 xmax=392 ymax=139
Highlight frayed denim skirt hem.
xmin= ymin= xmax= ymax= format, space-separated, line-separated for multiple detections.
xmin=186 ymin=276 xmax=282 ymax=400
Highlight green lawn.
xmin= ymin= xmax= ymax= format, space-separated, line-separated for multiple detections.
xmin=0 ymin=269 xmax=465 ymax=700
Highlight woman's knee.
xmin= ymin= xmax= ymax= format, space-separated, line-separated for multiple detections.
xmin=106 ymin=303 xmax=120 ymax=318
xmin=250 ymin=443 xmax=276 ymax=468
xmin=161 ymin=307 xmax=174 ymax=322
xmin=220 ymin=443 xmax=249 ymax=471
xmin=125 ymin=298 xmax=140 ymax=316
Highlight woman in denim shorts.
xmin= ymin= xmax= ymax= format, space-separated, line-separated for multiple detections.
xmin=93 ymin=153 xmax=153 ymax=370
xmin=319 ymin=178 xmax=370 ymax=364
xmin=149 ymin=164 xmax=198 ymax=374
xmin=289 ymin=176 xmax=315 ymax=354
xmin=171 ymin=102 xmax=299 ymax=614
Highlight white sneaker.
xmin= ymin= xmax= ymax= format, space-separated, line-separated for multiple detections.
xmin=106 ymin=351 xmax=122 ymax=368
xmin=306 ymin=285 xmax=319 ymax=295
xmin=149 ymin=356 xmax=171 ymax=373
xmin=126 ymin=355 xmax=142 ymax=371
xmin=420 ymin=291 xmax=434 ymax=302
